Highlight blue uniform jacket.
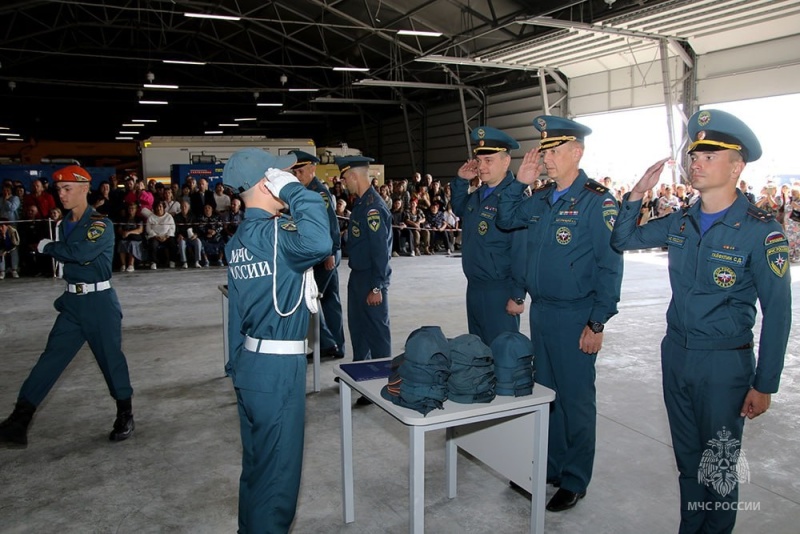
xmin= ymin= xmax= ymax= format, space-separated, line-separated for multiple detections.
xmin=307 ymin=176 xmax=341 ymax=255
xmin=225 ymin=183 xmax=332 ymax=367
xmin=611 ymin=190 xmax=792 ymax=393
xmin=496 ymin=171 xmax=623 ymax=323
xmin=43 ymin=208 xmax=113 ymax=283
xmin=451 ymin=172 xmax=525 ymax=298
xmin=347 ymin=186 xmax=392 ymax=290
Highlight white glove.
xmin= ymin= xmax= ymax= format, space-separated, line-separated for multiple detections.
xmin=304 ymin=268 xmax=319 ymax=314
xmin=264 ymin=168 xmax=300 ymax=199
xmin=37 ymin=239 xmax=53 ymax=253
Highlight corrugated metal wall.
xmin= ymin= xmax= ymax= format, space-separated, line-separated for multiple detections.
xmin=343 ymin=84 xmax=563 ymax=182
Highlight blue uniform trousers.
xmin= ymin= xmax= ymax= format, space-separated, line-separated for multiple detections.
xmin=313 ymin=250 xmax=345 ymax=353
xmin=465 ymin=280 xmax=519 ymax=346
xmin=661 ymin=336 xmax=754 ymax=534
xmin=235 ymin=352 xmax=306 ymax=534
xmin=530 ymin=301 xmax=596 ymax=494
xmin=20 ymin=290 xmax=133 ymax=406
xmin=347 ymin=270 xmax=391 ymax=361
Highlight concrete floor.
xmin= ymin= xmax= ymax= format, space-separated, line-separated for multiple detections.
xmin=0 ymin=252 xmax=798 ymax=534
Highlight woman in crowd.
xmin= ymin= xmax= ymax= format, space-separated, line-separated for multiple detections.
xmin=117 ymin=202 xmax=145 ymax=272
xmin=755 ymin=183 xmax=779 ymax=215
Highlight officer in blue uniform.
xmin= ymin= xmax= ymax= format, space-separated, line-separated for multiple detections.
xmin=337 ymin=156 xmax=392 ymax=371
xmin=497 ymin=116 xmax=623 ymax=512
xmin=0 ymin=165 xmax=135 ymax=448
xmin=451 ymin=126 xmax=526 ymax=346
xmin=290 ymin=150 xmax=345 ymax=358
xmin=611 ymin=110 xmax=792 ymax=533
xmin=223 ymin=149 xmax=331 ymax=533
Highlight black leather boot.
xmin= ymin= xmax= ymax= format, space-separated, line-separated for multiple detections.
xmin=109 ymin=398 xmax=135 ymax=442
xmin=0 ymin=399 xmax=37 ymax=448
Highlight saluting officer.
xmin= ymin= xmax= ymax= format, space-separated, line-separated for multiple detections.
xmin=336 ymin=156 xmax=392 ymax=384
xmin=0 ymin=165 xmax=135 ymax=448
xmin=611 ymin=110 xmax=792 ymax=533
xmin=223 ymin=148 xmax=332 ymax=533
xmin=290 ymin=150 xmax=346 ymax=359
xmin=496 ymin=116 xmax=623 ymax=512
xmin=451 ymin=126 xmax=526 ymax=346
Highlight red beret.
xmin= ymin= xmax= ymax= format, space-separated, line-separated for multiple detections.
xmin=53 ymin=165 xmax=92 ymax=183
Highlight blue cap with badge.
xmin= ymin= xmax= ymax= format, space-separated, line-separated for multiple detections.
xmin=223 ymin=148 xmax=297 ymax=193
xmin=289 ymin=150 xmax=320 ymax=169
xmin=533 ymin=115 xmax=592 ymax=150
xmin=470 ymin=126 xmax=519 ymax=155
xmin=335 ymin=155 xmax=374 ymax=174
xmin=687 ymin=109 xmax=762 ymax=163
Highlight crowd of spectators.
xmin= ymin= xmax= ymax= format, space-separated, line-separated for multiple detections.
xmin=0 ymin=174 xmax=250 ymax=278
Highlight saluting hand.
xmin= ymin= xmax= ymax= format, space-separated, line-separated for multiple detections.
xmin=457 ymin=159 xmax=479 ymax=181
xmin=517 ymin=148 xmax=544 ymax=185
xmin=629 ymin=157 xmax=670 ymax=202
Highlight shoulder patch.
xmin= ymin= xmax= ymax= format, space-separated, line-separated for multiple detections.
xmin=747 ymin=204 xmax=774 ymax=222
xmin=764 ymin=231 xmax=788 ymax=247
xmin=87 ymin=221 xmax=106 ymax=241
xmin=584 ymin=179 xmax=609 ymax=195
xmin=765 ymin=230 xmax=789 ymax=277
xmin=367 ymin=208 xmax=381 ymax=232
xmin=280 ymin=221 xmax=298 ymax=232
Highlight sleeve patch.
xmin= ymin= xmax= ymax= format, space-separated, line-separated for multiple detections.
xmin=367 ymin=210 xmax=381 ymax=232
xmin=87 ymin=221 xmax=106 ymax=241
xmin=764 ymin=231 xmax=787 ymax=246
xmin=603 ymin=208 xmax=618 ymax=231
xmin=767 ymin=244 xmax=790 ymax=277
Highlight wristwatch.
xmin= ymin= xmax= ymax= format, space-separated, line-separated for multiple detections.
xmin=587 ymin=320 xmax=604 ymax=334
xmin=513 ymin=297 xmax=525 ymax=305
xmin=371 ymin=287 xmax=381 ymax=294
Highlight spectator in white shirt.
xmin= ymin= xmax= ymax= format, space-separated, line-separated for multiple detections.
xmin=213 ymin=182 xmax=231 ymax=216
xmin=145 ymin=201 xmax=177 ymax=269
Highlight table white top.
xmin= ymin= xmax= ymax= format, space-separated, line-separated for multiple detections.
xmin=334 ymin=359 xmax=555 ymax=427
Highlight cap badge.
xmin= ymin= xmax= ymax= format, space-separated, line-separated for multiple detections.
xmin=477 ymin=128 xmax=485 ymax=139
xmin=537 ymin=118 xmax=547 ymax=129
xmin=698 ymin=110 xmax=711 ymax=126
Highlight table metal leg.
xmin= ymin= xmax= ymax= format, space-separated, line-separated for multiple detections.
xmin=409 ymin=426 xmax=425 ymax=533
xmin=339 ymin=380 xmax=354 ymax=523
xmin=445 ymin=427 xmax=457 ymax=498
xmin=531 ymin=406 xmax=549 ymax=534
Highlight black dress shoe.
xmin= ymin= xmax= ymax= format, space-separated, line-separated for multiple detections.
xmin=322 ymin=346 xmax=345 ymax=359
xmin=546 ymin=488 xmax=586 ymax=512
xmin=355 ymin=396 xmax=373 ymax=406
xmin=109 ymin=411 xmax=135 ymax=442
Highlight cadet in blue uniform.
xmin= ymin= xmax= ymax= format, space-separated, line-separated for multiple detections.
xmin=451 ymin=126 xmax=525 ymax=346
xmin=337 ymin=156 xmax=392 ymax=372
xmin=611 ymin=110 xmax=792 ymax=534
xmin=496 ymin=116 xmax=623 ymax=512
xmin=223 ymin=149 xmax=331 ymax=533
xmin=0 ymin=165 xmax=134 ymax=448
xmin=290 ymin=150 xmax=345 ymax=358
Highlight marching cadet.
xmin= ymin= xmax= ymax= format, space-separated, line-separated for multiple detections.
xmin=451 ymin=126 xmax=526 ymax=346
xmin=611 ymin=110 xmax=792 ymax=533
xmin=336 ymin=156 xmax=392 ymax=404
xmin=289 ymin=150 xmax=346 ymax=359
xmin=496 ymin=116 xmax=623 ymax=512
xmin=0 ymin=165 xmax=135 ymax=448
xmin=223 ymin=148 xmax=331 ymax=533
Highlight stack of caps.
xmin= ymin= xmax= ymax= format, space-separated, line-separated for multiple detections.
xmin=447 ymin=334 xmax=496 ymax=404
xmin=490 ymin=332 xmax=534 ymax=397
xmin=380 ymin=326 xmax=450 ymax=415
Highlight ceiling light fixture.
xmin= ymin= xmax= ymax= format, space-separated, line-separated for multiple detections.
xmin=7 ymin=138 xmax=24 ymax=142
xmin=184 ymin=12 xmax=241 ymax=21
xmin=204 ymin=130 xmax=224 ymax=134
xmin=312 ymin=97 xmax=401 ymax=105
xmin=143 ymin=83 xmax=179 ymax=90
xmin=122 ymin=123 xmax=145 ymax=127
xmin=256 ymin=103 xmax=283 ymax=107
xmin=333 ymin=67 xmax=370 ymax=72
xmin=131 ymin=119 xmax=158 ymax=123
xmin=0 ymin=132 xmax=21 ymax=137
xmin=116 ymin=136 xmax=133 ymax=140
xmin=288 ymin=88 xmax=320 ymax=92
xmin=162 ymin=59 xmax=207 ymax=66
xmin=119 ymin=131 xmax=140 ymax=135
xmin=234 ymin=117 xmax=257 ymax=122
xmin=397 ymin=30 xmax=443 ymax=37
xmin=139 ymin=100 xmax=169 ymax=105
xmin=218 ymin=123 xmax=239 ymax=127
xmin=280 ymin=110 xmax=360 ymax=116
xmin=354 ymin=79 xmax=475 ymax=90
xmin=0 ymin=126 xmax=9 ymax=130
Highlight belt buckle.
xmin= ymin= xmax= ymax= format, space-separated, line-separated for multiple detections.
xmin=75 ymin=283 xmax=85 ymax=294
